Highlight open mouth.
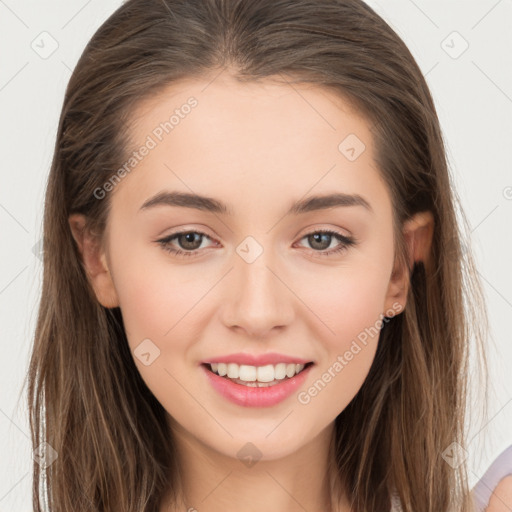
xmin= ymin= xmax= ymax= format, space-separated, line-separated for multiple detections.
xmin=202 ymin=361 xmax=315 ymax=388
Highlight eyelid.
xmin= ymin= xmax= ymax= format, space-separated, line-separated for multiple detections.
xmin=156 ymin=224 xmax=217 ymax=238
xmin=295 ymin=223 xmax=353 ymax=239
xmin=156 ymin=227 xmax=219 ymax=247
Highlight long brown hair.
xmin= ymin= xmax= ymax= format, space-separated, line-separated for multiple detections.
xmin=25 ymin=0 xmax=489 ymax=510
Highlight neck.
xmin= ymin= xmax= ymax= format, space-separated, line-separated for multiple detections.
xmin=159 ymin=419 xmax=351 ymax=512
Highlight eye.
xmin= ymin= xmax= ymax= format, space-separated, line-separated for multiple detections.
xmin=295 ymin=229 xmax=357 ymax=257
xmin=156 ymin=228 xmax=357 ymax=259
xmin=156 ymin=229 xmax=217 ymax=258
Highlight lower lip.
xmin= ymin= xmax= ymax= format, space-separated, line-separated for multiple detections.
xmin=201 ymin=363 xmax=313 ymax=407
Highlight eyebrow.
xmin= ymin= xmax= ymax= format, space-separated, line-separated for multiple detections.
xmin=139 ymin=190 xmax=373 ymax=216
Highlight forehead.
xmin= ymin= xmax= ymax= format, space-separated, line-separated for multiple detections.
xmin=111 ymin=73 xmax=389 ymax=218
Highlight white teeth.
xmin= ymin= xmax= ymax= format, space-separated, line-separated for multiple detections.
xmin=286 ymin=363 xmax=296 ymax=378
xmin=239 ymin=365 xmax=257 ymax=381
xmin=227 ymin=363 xmax=238 ymax=379
xmin=208 ymin=362 xmax=307 ymax=382
xmin=274 ymin=363 xmax=287 ymax=380
xmin=257 ymin=364 xmax=275 ymax=383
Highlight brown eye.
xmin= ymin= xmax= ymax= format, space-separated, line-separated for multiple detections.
xmin=157 ymin=230 xmax=216 ymax=257
xmin=176 ymin=232 xmax=204 ymax=251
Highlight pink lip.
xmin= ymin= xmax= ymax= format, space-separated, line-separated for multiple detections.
xmin=201 ymin=363 xmax=313 ymax=408
xmin=202 ymin=352 xmax=313 ymax=366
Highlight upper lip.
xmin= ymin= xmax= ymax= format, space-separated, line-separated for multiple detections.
xmin=202 ymin=352 xmax=313 ymax=366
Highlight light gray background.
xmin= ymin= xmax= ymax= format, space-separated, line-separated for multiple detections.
xmin=1 ymin=1 xmax=511 ymax=509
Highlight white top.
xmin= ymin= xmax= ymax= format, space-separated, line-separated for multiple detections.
xmin=390 ymin=489 xmax=403 ymax=511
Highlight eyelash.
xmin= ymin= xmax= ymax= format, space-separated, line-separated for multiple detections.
xmin=156 ymin=228 xmax=357 ymax=258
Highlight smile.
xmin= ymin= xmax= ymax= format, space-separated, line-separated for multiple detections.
xmin=201 ymin=362 xmax=314 ymax=407
xmin=207 ymin=362 xmax=311 ymax=385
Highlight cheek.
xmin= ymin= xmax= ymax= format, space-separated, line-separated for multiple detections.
xmin=110 ymin=252 xmax=210 ymax=416
xmin=335 ymin=269 xmax=390 ymax=338
xmin=292 ymin=251 xmax=393 ymax=415
xmin=298 ymin=255 xmax=393 ymax=346
xmin=295 ymin=274 xmax=386 ymax=423
xmin=297 ymin=338 xmax=378 ymax=428
xmin=294 ymin=222 xmax=394 ymax=329
xmin=112 ymin=244 xmax=212 ymax=342
xmin=110 ymin=245 xmax=219 ymax=398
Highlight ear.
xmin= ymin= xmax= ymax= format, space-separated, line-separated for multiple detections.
xmin=68 ymin=213 xmax=120 ymax=308
xmin=383 ymin=210 xmax=434 ymax=314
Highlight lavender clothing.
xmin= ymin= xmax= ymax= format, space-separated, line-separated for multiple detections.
xmin=389 ymin=444 xmax=512 ymax=511
xmin=472 ymin=444 xmax=512 ymax=511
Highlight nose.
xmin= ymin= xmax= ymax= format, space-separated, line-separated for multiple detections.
xmin=219 ymin=250 xmax=295 ymax=339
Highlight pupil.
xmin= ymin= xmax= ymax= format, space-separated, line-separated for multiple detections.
xmin=310 ymin=233 xmax=330 ymax=250
xmin=181 ymin=232 xmax=201 ymax=249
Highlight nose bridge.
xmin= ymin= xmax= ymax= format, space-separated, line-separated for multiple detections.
xmin=221 ymin=235 xmax=294 ymax=336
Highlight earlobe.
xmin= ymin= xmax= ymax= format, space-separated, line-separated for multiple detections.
xmin=68 ymin=213 xmax=120 ymax=308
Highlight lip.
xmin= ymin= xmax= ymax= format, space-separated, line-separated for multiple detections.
xmin=201 ymin=362 xmax=314 ymax=408
xmin=202 ymin=352 xmax=313 ymax=366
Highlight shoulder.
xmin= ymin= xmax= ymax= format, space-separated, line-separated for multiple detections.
xmin=485 ymin=476 xmax=512 ymax=512
xmin=472 ymin=445 xmax=512 ymax=511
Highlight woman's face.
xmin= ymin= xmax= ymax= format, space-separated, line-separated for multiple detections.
xmin=86 ymin=73 xmax=406 ymax=461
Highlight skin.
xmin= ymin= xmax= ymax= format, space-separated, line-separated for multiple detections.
xmin=486 ymin=476 xmax=512 ymax=512
xmin=69 ymin=71 xmax=434 ymax=512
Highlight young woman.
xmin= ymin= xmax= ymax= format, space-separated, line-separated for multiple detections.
xmin=26 ymin=0 xmax=494 ymax=510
